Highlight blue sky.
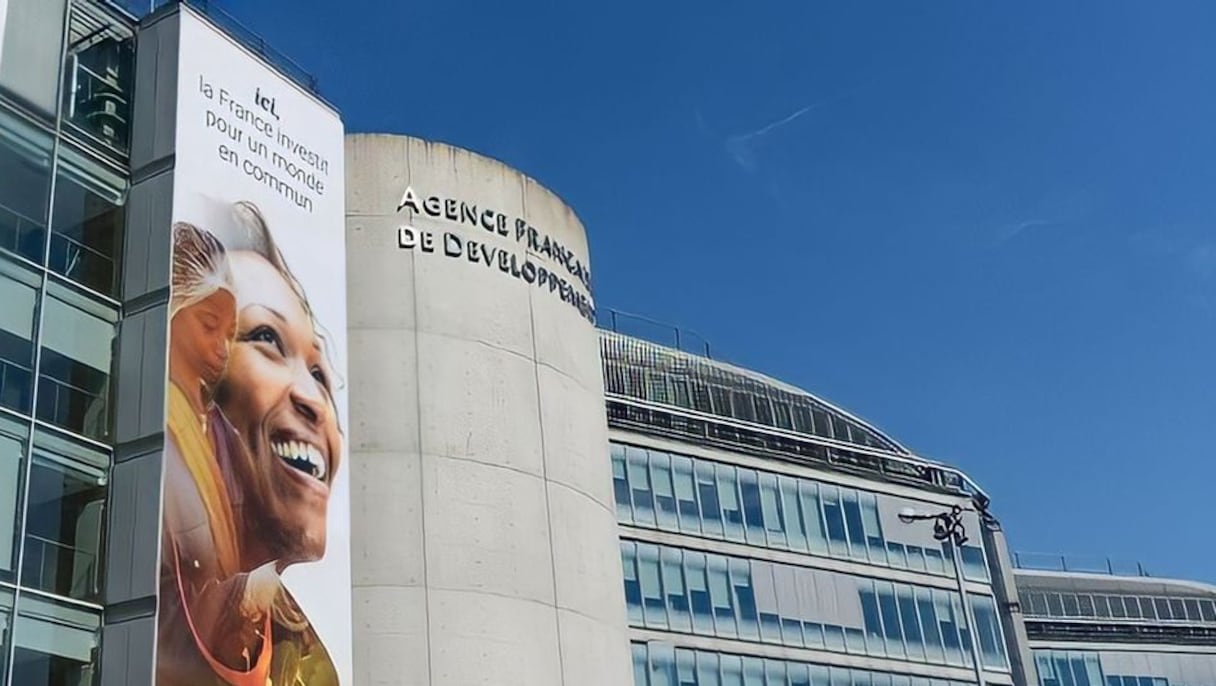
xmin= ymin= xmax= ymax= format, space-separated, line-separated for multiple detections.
xmin=235 ymin=0 xmax=1216 ymax=582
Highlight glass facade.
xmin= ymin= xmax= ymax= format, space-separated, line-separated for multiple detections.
xmin=631 ymin=641 xmax=977 ymax=686
xmin=1034 ymin=649 xmax=1216 ymax=686
xmin=621 ymin=541 xmax=1008 ymax=671
xmin=612 ymin=443 xmax=990 ymax=583
xmin=1021 ymin=588 xmax=1216 ymax=625
xmin=601 ymin=333 xmax=903 ymax=452
xmin=0 ymin=0 xmax=134 ymax=684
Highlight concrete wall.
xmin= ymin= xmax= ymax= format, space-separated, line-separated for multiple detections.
xmin=345 ymin=134 xmax=631 ymax=686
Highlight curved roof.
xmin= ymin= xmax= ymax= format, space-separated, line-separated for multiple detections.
xmin=599 ymin=331 xmax=910 ymax=454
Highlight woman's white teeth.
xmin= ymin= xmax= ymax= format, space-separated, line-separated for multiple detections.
xmin=273 ymin=440 xmax=326 ymax=481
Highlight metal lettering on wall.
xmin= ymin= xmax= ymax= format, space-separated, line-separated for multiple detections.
xmin=395 ymin=186 xmax=596 ymax=324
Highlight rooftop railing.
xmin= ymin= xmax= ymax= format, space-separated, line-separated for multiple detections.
xmin=107 ymin=0 xmax=323 ymax=99
xmin=602 ymin=309 xmax=715 ymax=359
xmin=1013 ymin=551 xmax=1150 ymax=577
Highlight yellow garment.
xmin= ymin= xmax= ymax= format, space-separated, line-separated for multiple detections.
xmin=166 ymin=382 xmax=240 ymax=578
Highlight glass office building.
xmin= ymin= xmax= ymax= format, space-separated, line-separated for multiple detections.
xmin=600 ymin=331 xmax=1031 ymax=686
xmin=1015 ymin=558 xmax=1216 ymax=686
xmin=0 ymin=0 xmax=135 ymax=684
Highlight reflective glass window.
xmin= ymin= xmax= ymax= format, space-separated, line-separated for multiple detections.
xmin=627 ymin=447 xmax=655 ymax=526
xmin=1153 ymin=597 xmax=1171 ymax=620
xmin=718 ymin=465 xmax=745 ymax=542
xmin=611 ymin=445 xmax=631 ymax=520
xmin=1200 ymin=599 xmax=1216 ymax=622
xmin=0 ymin=0 xmax=68 ymax=115
xmin=676 ymin=649 xmax=696 ymax=686
xmin=961 ymin=545 xmax=988 ymax=581
xmin=20 ymin=428 xmax=107 ymax=602
xmin=650 ymin=643 xmax=676 ymax=686
xmin=738 ymin=469 xmax=765 ymax=544
xmin=0 ymin=110 xmax=53 ymax=264
xmin=638 ymin=543 xmax=666 ymax=627
xmin=1078 ymin=594 xmax=1095 ymax=617
xmin=1136 ymin=597 xmax=1156 ymax=620
xmin=758 ymin=473 xmax=785 ymax=546
xmin=798 ymin=481 xmax=828 ymax=555
xmin=0 ymin=586 xmax=11 ymax=678
xmin=935 ymin=591 xmax=964 ymax=665
xmin=742 ymin=657 xmax=764 ymax=686
xmin=1026 ymin=591 xmax=1048 ymax=616
xmin=1168 ymin=598 xmax=1186 ymax=620
xmin=1108 ymin=596 xmax=1126 ymax=619
xmin=1093 ymin=595 xmax=1110 ymax=618
xmin=1047 ymin=593 xmax=1065 ymax=617
xmin=36 ymin=282 xmax=116 ymax=440
xmin=0 ymin=414 xmax=26 ymax=578
xmin=923 ymin=547 xmax=944 ymax=575
xmin=897 ymin=585 xmax=924 ymax=660
xmin=697 ymin=652 xmax=721 ymax=686
xmin=662 ymin=547 xmax=690 ymax=632
xmin=1062 ymin=593 xmax=1080 ymax=617
xmin=685 ymin=550 xmax=714 ymax=634
xmin=0 ymin=257 xmax=39 ymax=414
xmin=621 ymin=543 xmax=643 ymax=624
xmin=695 ymin=461 xmax=722 ymax=536
xmin=841 ymin=490 xmax=867 ymax=558
xmin=728 ymin=557 xmax=757 ymax=639
xmin=650 ymin=451 xmax=679 ymax=530
xmin=722 ymin=655 xmax=744 ymax=686
xmin=972 ymin=596 xmax=1007 ymax=669
xmin=821 ymin=487 xmax=848 ymax=555
xmin=860 ymin=493 xmax=886 ymax=564
xmin=916 ymin=587 xmax=944 ymax=662
xmin=673 ymin=453 xmax=700 ymax=529
xmin=860 ymin=583 xmax=884 ymax=652
xmin=876 ymin=581 xmax=904 ymax=657
xmin=906 ymin=546 xmax=927 ymax=573
xmin=10 ymin=593 xmax=100 ymax=686
xmin=49 ymin=144 xmax=127 ymax=294
xmin=633 ymin=644 xmax=649 ymax=686
xmin=779 ymin=476 xmax=806 ymax=551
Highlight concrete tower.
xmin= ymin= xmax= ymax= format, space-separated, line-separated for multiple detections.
xmin=344 ymin=134 xmax=631 ymax=685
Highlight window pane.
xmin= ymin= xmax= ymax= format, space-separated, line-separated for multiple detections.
xmin=1137 ymin=597 xmax=1156 ymax=621
xmin=11 ymin=593 xmax=100 ymax=686
xmin=924 ymin=547 xmax=944 ymax=575
xmin=672 ymin=454 xmax=699 ymax=532
xmin=61 ymin=4 xmax=135 ymax=153
xmin=611 ymin=445 xmax=631 ymax=521
xmin=627 ymin=447 xmax=655 ymax=526
xmin=36 ymin=283 xmax=116 ymax=440
xmin=1077 ymin=595 xmax=1095 ymax=617
xmin=758 ymin=473 xmax=785 ymax=546
xmin=662 ymin=548 xmax=690 ymax=632
xmin=722 ymin=655 xmax=744 ymax=686
xmin=821 ymin=486 xmax=848 ymax=555
xmin=798 ymin=481 xmax=827 ymax=554
xmin=20 ymin=433 xmax=107 ymax=602
xmin=731 ymin=558 xmax=759 ymax=640
xmin=710 ymin=555 xmax=739 ymax=638
xmin=697 ymin=652 xmax=721 ymax=686
xmin=860 ymin=583 xmax=884 ymax=654
xmin=860 ymin=494 xmax=886 ymax=565
xmin=49 ymin=145 xmax=127 ymax=294
xmin=1169 ymin=598 xmax=1186 ymax=620
xmin=876 ymin=581 xmax=904 ymax=657
xmin=0 ymin=586 xmax=11 ymax=677
xmin=650 ymin=452 xmax=679 ymax=531
xmin=633 ymin=644 xmax=649 ymax=686
xmin=779 ymin=476 xmax=806 ymax=551
xmin=620 ymin=543 xmax=643 ymax=624
xmin=0 ymin=0 xmax=68 ymax=115
xmin=916 ymin=587 xmax=944 ymax=662
xmin=718 ymin=465 xmax=745 ymax=542
xmin=1154 ymin=597 xmax=1171 ymax=620
xmin=0 ymin=415 xmax=25 ymax=576
xmin=0 ymin=109 xmax=53 ymax=264
xmin=638 ymin=544 xmax=666 ymax=628
xmin=1200 ymin=599 xmax=1216 ymax=623
xmin=0 ymin=257 xmax=39 ymax=413
xmin=685 ymin=551 xmax=713 ymax=635
xmin=1062 ymin=594 xmax=1080 ymax=617
xmin=841 ymin=490 xmax=867 ymax=558
xmin=898 ymin=584 xmax=925 ymax=660
xmin=695 ymin=461 xmax=722 ymax=536
xmin=739 ymin=469 xmax=765 ymax=545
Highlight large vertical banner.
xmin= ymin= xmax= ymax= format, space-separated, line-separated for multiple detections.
xmin=156 ymin=8 xmax=349 ymax=685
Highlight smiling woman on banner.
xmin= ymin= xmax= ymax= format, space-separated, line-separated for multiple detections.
xmin=212 ymin=200 xmax=342 ymax=685
xmin=157 ymin=203 xmax=342 ymax=686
